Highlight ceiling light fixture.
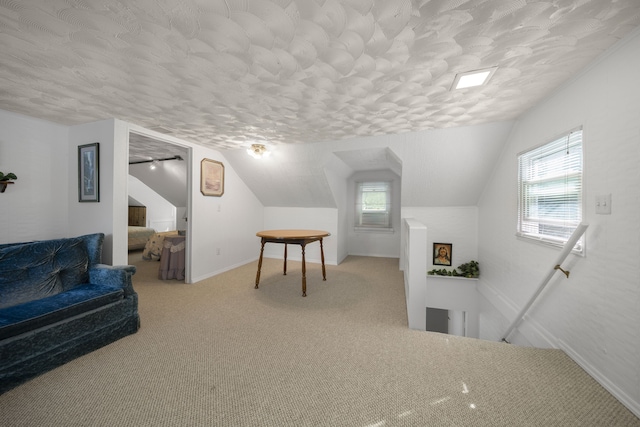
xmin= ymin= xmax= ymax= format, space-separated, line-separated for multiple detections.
xmin=247 ymin=143 xmax=270 ymax=159
xmin=451 ymin=67 xmax=497 ymax=90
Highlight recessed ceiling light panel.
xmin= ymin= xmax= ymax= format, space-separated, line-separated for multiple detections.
xmin=451 ymin=67 xmax=498 ymax=90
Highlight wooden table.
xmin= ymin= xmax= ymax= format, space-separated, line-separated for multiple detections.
xmin=254 ymin=229 xmax=330 ymax=297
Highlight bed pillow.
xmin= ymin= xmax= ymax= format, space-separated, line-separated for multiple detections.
xmin=142 ymin=234 xmax=165 ymax=261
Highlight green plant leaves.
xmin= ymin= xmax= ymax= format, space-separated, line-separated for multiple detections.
xmin=0 ymin=172 xmax=17 ymax=181
xmin=428 ymin=260 xmax=479 ymax=278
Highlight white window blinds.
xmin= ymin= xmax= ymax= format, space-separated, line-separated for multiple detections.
xmin=517 ymin=128 xmax=583 ymax=251
xmin=356 ymin=182 xmax=391 ymax=229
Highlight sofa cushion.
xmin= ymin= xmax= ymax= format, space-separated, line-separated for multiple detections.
xmin=0 ymin=237 xmax=89 ymax=309
xmin=0 ymin=283 xmax=124 ymax=340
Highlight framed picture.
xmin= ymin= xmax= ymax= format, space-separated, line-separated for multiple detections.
xmin=433 ymin=243 xmax=452 ymax=266
xmin=201 ymin=158 xmax=224 ymax=196
xmin=78 ymin=143 xmax=100 ymax=202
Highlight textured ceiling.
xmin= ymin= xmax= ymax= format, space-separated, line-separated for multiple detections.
xmin=128 ymin=132 xmax=188 ymax=163
xmin=1 ymin=0 xmax=639 ymax=151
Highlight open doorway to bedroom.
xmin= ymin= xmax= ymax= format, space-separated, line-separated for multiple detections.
xmin=128 ymin=131 xmax=190 ymax=282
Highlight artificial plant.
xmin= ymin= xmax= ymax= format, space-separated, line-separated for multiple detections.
xmin=0 ymin=172 xmax=17 ymax=181
xmin=428 ymin=260 xmax=479 ymax=278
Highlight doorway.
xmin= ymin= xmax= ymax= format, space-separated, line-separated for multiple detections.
xmin=128 ymin=130 xmax=191 ymax=282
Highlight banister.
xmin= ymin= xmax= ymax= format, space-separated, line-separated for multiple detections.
xmin=501 ymin=223 xmax=589 ymax=343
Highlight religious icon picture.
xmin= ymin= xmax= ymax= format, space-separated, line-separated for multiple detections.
xmin=433 ymin=243 xmax=452 ymax=266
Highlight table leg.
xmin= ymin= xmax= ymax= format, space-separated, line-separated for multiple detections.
xmin=283 ymin=243 xmax=287 ymax=275
xmin=320 ymin=238 xmax=327 ymax=281
xmin=255 ymin=239 xmax=266 ymax=289
xmin=301 ymin=243 xmax=307 ymax=297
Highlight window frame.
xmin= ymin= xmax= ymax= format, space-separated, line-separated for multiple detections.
xmin=517 ymin=127 xmax=584 ymax=253
xmin=355 ymin=181 xmax=393 ymax=232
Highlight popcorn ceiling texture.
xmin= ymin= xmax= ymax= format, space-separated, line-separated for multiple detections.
xmin=1 ymin=0 xmax=639 ymax=149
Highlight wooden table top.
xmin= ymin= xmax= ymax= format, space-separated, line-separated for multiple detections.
xmin=256 ymin=229 xmax=330 ymax=239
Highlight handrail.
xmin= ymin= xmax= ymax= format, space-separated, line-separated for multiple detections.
xmin=501 ymin=223 xmax=589 ymax=343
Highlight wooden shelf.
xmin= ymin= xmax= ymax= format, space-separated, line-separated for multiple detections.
xmin=0 ymin=181 xmax=14 ymax=193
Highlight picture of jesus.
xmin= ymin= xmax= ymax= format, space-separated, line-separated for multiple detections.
xmin=433 ymin=243 xmax=452 ymax=266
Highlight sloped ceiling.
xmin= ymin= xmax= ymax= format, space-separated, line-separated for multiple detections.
xmin=333 ymin=147 xmax=402 ymax=176
xmin=128 ymin=132 xmax=189 ymax=207
xmin=2 ymin=1 xmax=639 ymax=209
xmin=223 ymin=120 xmax=514 ymax=207
xmin=1 ymin=1 xmax=639 ymax=151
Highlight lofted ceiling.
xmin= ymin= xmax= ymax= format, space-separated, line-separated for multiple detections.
xmin=128 ymin=132 xmax=189 ymax=207
xmin=128 ymin=132 xmax=188 ymax=164
xmin=1 ymin=0 xmax=639 ymax=152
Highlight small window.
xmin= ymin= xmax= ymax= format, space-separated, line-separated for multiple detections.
xmin=355 ymin=181 xmax=392 ymax=230
xmin=517 ymin=128 xmax=584 ymax=251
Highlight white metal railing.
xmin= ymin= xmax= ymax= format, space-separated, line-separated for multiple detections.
xmin=501 ymin=223 xmax=589 ymax=343
xmin=402 ymin=218 xmax=427 ymax=330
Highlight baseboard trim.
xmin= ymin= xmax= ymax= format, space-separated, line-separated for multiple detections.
xmin=189 ymin=258 xmax=257 ymax=283
xmin=476 ymin=281 xmax=555 ymax=347
xmin=559 ymin=340 xmax=640 ymax=419
xmin=478 ymin=280 xmax=640 ymax=418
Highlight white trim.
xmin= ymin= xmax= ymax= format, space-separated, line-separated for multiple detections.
xmin=478 ymin=280 xmax=640 ymax=418
xmin=354 ymin=227 xmax=394 ymax=233
xmin=559 ymin=340 xmax=640 ymax=419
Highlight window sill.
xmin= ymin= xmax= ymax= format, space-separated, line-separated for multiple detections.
xmin=515 ymin=233 xmax=585 ymax=256
xmin=354 ymin=227 xmax=395 ymax=234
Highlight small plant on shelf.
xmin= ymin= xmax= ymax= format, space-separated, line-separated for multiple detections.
xmin=0 ymin=171 xmax=17 ymax=182
xmin=457 ymin=260 xmax=479 ymax=278
xmin=0 ymin=171 xmax=17 ymax=193
xmin=428 ymin=260 xmax=479 ymax=278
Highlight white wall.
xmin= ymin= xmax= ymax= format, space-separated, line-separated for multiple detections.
xmin=348 ymin=170 xmax=402 ymax=258
xmin=0 ymin=110 xmax=69 ymax=243
xmin=0 ymin=114 xmax=126 ymax=265
xmin=128 ymin=175 xmax=176 ymax=231
xmin=188 ymin=146 xmax=265 ymax=282
xmin=69 ymin=119 xmax=129 ymax=265
xmin=402 ymin=206 xmax=478 ymax=270
xmin=477 ymin=29 xmax=640 ymax=416
xmin=128 ymin=156 xmax=188 ymax=208
xmin=262 ymin=207 xmax=339 ymax=265
xmin=0 ymin=114 xmax=264 ymax=282
xmin=126 ymin=125 xmax=265 ymax=283
xmin=324 ymin=154 xmax=352 ymax=264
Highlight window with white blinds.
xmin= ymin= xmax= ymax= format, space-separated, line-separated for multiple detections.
xmin=355 ymin=181 xmax=392 ymax=230
xmin=517 ymin=128 xmax=584 ymax=252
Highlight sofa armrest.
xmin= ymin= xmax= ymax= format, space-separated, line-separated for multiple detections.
xmin=89 ymin=264 xmax=137 ymax=296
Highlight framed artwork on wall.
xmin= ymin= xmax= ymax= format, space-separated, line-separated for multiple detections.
xmin=78 ymin=142 xmax=100 ymax=202
xmin=433 ymin=243 xmax=452 ymax=266
xmin=201 ymin=158 xmax=224 ymax=196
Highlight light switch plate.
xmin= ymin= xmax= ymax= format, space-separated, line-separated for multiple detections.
xmin=596 ymin=194 xmax=611 ymax=214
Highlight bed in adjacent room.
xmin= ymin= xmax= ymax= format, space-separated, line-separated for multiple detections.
xmin=128 ymin=226 xmax=156 ymax=251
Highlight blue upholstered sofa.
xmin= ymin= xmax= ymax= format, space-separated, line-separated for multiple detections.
xmin=0 ymin=233 xmax=140 ymax=393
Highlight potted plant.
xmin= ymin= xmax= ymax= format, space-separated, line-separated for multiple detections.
xmin=0 ymin=171 xmax=17 ymax=193
xmin=457 ymin=260 xmax=479 ymax=278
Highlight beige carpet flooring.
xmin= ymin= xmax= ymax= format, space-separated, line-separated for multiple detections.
xmin=1 ymin=253 xmax=638 ymax=426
